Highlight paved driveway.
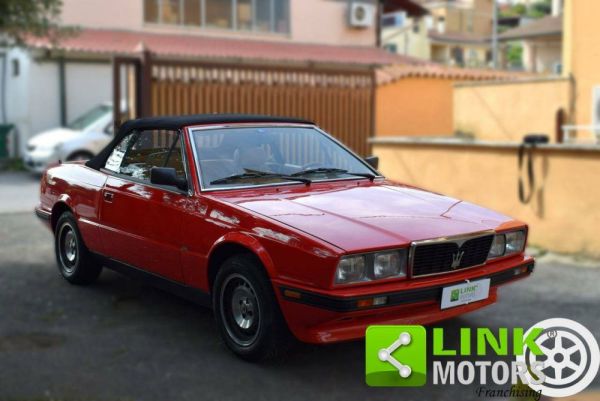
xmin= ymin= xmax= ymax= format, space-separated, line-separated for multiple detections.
xmin=0 ymin=171 xmax=41 ymax=214
xmin=0 ymin=208 xmax=599 ymax=400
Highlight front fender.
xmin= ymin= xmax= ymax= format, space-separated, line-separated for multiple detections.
xmin=52 ymin=194 xmax=74 ymax=217
xmin=209 ymin=231 xmax=277 ymax=278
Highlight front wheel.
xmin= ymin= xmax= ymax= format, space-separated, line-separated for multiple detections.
xmin=54 ymin=212 xmax=103 ymax=285
xmin=213 ymin=254 xmax=292 ymax=361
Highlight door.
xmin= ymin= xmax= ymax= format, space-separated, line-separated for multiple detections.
xmin=98 ymin=128 xmax=190 ymax=282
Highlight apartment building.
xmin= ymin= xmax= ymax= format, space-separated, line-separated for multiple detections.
xmin=382 ymin=0 xmax=495 ymax=67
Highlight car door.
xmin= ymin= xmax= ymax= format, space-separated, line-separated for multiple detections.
xmin=97 ymin=128 xmax=190 ymax=282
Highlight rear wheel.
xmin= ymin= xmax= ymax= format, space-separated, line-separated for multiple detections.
xmin=54 ymin=212 xmax=102 ymax=285
xmin=213 ymin=254 xmax=292 ymax=361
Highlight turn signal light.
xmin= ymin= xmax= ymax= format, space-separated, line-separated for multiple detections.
xmin=357 ymin=296 xmax=388 ymax=308
xmin=514 ymin=266 xmax=529 ymax=276
xmin=283 ymin=289 xmax=301 ymax=299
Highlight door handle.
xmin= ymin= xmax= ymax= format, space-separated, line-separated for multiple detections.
xmin=103 ymin=191 xmax=114 ymax=203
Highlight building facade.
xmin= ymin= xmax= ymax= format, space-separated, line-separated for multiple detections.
xmin=381 ymin=10 xmax=432 ymax=59
xmin=60 ymin=0 xmax=379 ymax=47
xmin=562 ymin=0 xmax=600 ymax=136
xmin=500 ymin=15 xmax=562 ymax=74
xmin=1 ymin=0 xmax=391 ymax=156
xmin=382 ymin=0 xmax=495 ymax=68
xmin=426 ymin=0 xmax=494 ymax=67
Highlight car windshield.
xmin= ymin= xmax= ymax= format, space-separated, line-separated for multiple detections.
xmin=191 ymin=126 xmax=378 ymax=189
xmin=67 ymin=104 xmax=112 ymax=131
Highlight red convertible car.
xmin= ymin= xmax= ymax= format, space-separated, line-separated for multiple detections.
xmin=36 ymin=115 xmax=534 ymax=360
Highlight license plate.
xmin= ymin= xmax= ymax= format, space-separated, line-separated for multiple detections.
xmin=440 ymin=279 xmax=490 ymax=309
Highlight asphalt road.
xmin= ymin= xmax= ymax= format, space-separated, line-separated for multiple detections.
xmin=0 ymin=176 xmax=599 ymax=401
xmin=0 ymin=172 xmax=41 ymax=214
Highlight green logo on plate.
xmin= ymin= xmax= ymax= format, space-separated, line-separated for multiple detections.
xmin=365 ymin=325 xmax=427 ymax=387
xmin=450 ymin=289 xmax=460 ymax=302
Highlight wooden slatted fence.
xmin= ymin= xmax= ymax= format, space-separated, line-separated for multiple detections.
xmin=114 ymin=56 xmax=375 ymax=156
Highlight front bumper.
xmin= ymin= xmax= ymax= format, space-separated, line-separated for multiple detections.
xmin=23 ymin=150 xmax=58 ymax=173
xmin=275 ymin=257 xmax=534 ymax=343
xmin=34 ymin=206 xmax=52 ymax=230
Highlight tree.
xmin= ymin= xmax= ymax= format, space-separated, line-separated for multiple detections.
xmin=506 ymin=43 xmax=523 ymax=69
xmin=0 ymin=0 xmax=72 ymax=46
xmin=527 ymin=0 xmax=552 ymax=18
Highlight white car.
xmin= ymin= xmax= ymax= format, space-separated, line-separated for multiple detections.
xmin=24 ymin=103 xmax=113 ymax=173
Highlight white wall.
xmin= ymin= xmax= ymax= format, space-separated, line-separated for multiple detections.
xmin=0 ymin=53 xmax=5 ymax=124
xmin=27 ymin=61 xmax=61 ymax=139
xmin=3 ymin=48 xmax=59 ymax=155
xmin=64 ymin=63 xmax=111 ymax=123
xmin=2 ymin=48 xmax=112 ymax=156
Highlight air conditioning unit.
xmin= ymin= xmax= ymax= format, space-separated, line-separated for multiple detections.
xmin=349 ymin=2 xmax=376 ymax=29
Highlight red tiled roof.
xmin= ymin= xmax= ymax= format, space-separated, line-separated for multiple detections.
xmin=27 ymin=28 xmax=424 ymax=67
xmin=499 ymin=15 xmax=562 ymax=41
xmin=377 ymin=63 xmax=524 ymax=85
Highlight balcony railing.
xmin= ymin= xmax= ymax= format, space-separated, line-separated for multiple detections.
xmin=562 ymin=125 xmax=600 ymax=144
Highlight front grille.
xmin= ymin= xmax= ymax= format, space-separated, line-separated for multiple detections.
xmin=411 ymin=233 xmax=494 ymax=277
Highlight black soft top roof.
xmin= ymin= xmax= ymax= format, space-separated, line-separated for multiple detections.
xmin=86 ymin=114 xmax=314 ymax=170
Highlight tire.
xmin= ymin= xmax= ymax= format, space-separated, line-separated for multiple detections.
xmin=66 ymin=151 xmax=94 ymax=162
xmin=54 ymin=211 xmax=103 ymax=285
xmin=213 ymin=254 xmax=292 ymax=361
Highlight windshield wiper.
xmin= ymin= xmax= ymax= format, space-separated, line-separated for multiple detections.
xmin=290 ymin=167 xmax=376 ymax=181
xmin=210 ymin=169 xmax=311 ymax=185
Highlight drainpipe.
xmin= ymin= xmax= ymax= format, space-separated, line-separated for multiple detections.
xmin=58 ymin=56 xmax=67 ymax=126
xmin=568 ymin=72 xmax=576 ymax=125
xmin=376 ymin=0 xmax=383 ymax=47
xmin=492 ymin=0 xmax=499 ymax=68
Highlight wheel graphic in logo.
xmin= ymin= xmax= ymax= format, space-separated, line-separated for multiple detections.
xmin=516 ymin=318 xmax=600 ymax=397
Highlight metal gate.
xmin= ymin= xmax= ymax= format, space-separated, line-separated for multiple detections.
xmin=113 ymin=53 xmax=375 ymax=155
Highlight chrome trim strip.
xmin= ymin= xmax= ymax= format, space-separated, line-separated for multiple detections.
xmin=187 ymin=123 xmax=384 ymax=193
xmin=408 ymin=230 xmax=496 ymax=278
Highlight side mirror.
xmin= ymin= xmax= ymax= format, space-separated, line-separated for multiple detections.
xmin=364 ymin=156 xmax=379 ymax=170
xmin=104 ymin=123 xmax=114 ymax=136
xmin=150 ymin=167 xmax=188 ymax=191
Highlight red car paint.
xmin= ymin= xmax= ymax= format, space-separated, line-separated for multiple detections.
xmin=36 ymin=123 xmax=533 ymax=344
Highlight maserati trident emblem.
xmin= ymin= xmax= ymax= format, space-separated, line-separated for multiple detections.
xmin=451 ymin=250 xmax=465 ymax=269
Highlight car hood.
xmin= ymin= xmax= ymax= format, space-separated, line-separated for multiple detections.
xmin=28 ymin=128 xmax=81 ymax=149
xmin=214 ymin=181 xmax=519 ymax=252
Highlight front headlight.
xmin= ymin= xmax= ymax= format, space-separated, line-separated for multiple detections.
xmin=373 ymin=251 xmax=404 ymax=279
xmin=505 ymin=230 xmax=526 ymax=254
xmin=487 ymin=229 xmax=527 ymax=260
xmin=335 ymin=255 xmax=366 ymax=284
xmin=335 ymin=249 xmax=407 ymax=285
xmin=488 ymin=234 xmax=506 ymax=258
